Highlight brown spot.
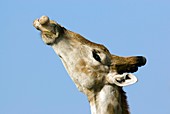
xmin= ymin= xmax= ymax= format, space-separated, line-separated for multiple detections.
xmin=107 ymin=103 xmax=114 ymax=113
xmin=91 ymin=72 xmax=98 ymax=77
xmin=74 ymin=59 xmax=86 ymax=72
xmin=79 ymin=59 xmax=86 ymax=66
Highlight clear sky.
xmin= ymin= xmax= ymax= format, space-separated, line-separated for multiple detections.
xmin=1 ymin=0 xmax=170 ymax=114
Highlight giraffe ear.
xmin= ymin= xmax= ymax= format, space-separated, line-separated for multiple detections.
xmin=113 ymin=73 xmax=138 ymax=87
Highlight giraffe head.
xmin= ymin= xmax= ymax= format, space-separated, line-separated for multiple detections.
xmin=33 ymin=16 xmax=146 ymax=91
xmin=33 ymin=15 xmax=147 ymax=114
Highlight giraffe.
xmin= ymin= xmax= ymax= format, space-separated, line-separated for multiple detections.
xmin=33 ymin=16 xmax=146 ymax=114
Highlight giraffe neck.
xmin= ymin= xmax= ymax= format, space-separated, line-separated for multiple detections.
xmin=88 ymin=85 xmax=130 ymax=114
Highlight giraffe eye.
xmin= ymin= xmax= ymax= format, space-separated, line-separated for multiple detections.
xmin=92 ymin=50 xmax=101 ymax=62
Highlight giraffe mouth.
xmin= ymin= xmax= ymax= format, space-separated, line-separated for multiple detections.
xmin=33 ymin=16 xmax=63 ymax=45
xmin=33 ymin=18 xmax=56 ymax=34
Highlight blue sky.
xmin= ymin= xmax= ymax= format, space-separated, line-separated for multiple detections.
xmin=1 ymin=0 xmax=170 ymax=114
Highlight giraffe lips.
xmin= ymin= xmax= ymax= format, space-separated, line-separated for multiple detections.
xmin=33 ymin=19 xmax=49 ymax=32
xmin=33 ymin=19 xmax=41 ymax=30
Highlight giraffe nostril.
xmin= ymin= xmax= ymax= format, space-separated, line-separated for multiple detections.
xmin=36 ymin=26 xmax=40 ymax=30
